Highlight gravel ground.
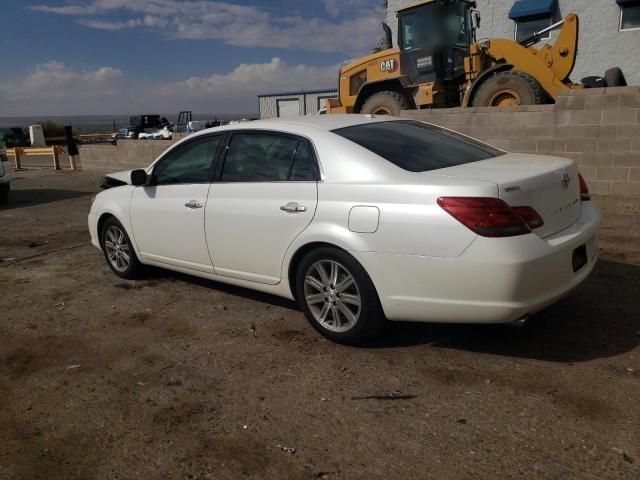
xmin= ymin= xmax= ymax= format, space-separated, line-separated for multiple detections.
xmin=1 ymin=170 xmax=639 ymax=480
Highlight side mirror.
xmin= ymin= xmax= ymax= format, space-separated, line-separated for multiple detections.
xmin=472 ymin=10 xmax=481 ymax=30
xmin=131 ymin=169 xmax=148 ymax=186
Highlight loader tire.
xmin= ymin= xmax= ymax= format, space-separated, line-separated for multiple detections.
xmin=473 ymin=71 xmax=546 ymax=107
xmin=581 ymin=76 xmax=607 ymax=89
xmin=604 ymin=67 xmax=627 ymax=87
xmin=360 ymin=91 xmax=410 ymax=115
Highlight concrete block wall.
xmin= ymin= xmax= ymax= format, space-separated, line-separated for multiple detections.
xmin=76 ymin=89 xmax=640 ymax=197
xmin=401 ymin=87 xmax=640 ymax=196
xmin=78 ymin=139 xmax=175 ymax=172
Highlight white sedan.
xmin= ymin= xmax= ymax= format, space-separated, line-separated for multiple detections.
xmin=88 ymin=115 xmax=600 ymax=344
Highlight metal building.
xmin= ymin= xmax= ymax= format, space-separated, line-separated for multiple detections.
xmin=257 ymin=89 xmax=338 ymax=119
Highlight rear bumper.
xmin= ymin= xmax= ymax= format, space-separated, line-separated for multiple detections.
xmin=353 ymin=201 xmax=601 ymax=324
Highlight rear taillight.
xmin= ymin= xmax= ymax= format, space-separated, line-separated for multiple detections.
xmin=437 ymin=197 xmax=531 ymax=237
xmin=579 ymin=174 xmax=591 ymax=201
xmin=512 ymin=206 xmax=544 ymax=230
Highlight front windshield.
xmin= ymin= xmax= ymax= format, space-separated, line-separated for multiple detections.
xmin=401 ymin=3 xmax=470 ymax=51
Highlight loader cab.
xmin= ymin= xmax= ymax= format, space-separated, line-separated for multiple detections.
xmin=398 ymin=0 xmax=473 ymax=86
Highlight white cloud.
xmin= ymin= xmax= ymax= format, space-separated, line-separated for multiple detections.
xmin=78 ymin=18 xmax=142 ymax=30
xmin=149 ymin=57 xmax=340 ymax=113
xmin=0 ymin=61 xmax=123 ymax=115
xmin=159 ymin=57 xmax=337 ymax=97
xmin=30 ymin=0 xmax=383 ymax=54
xmin=0 ymin=58 xmax=338 ymax=116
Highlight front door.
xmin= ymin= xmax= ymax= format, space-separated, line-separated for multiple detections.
xmin=130 ymin=134 xmax=224 ymax=272
xmin=205 ymin=131 xmax=319 ymax=284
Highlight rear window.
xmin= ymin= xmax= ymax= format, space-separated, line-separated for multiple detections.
xmin=332 ymin=120 xmax=503 ymax=172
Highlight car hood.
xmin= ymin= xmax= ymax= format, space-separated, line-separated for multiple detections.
xmin=100 ymin=170 xmax=133 ymax=189
xmin=105 ymin=170 xmax=132 ymax=184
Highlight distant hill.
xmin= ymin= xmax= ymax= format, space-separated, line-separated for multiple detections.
xmin=0 ymin=113 xmax=259 ymax=133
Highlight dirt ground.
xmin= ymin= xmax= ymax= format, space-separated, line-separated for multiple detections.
xmin=1 ymin=170 xmax=639 ymax=480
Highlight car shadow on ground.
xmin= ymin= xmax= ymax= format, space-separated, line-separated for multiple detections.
xmin=144 ymin=267 xmax=300 ymax=311
xmin=368 ymin=259 xmax=640 ymax=363
xmin=144 ymin=259 xmax=639 ymax=364
xmin=1 ymin=189 xmax=93 ymax=209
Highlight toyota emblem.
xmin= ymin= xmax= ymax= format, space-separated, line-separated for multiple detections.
xmin=561 ymin=173 xmax=570 ymax=189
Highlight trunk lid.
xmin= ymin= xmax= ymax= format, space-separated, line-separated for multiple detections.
xmin=426 ymin=153 xmax=581 ymax=238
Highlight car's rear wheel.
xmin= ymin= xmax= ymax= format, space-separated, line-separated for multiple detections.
xmin=100 ymin=217 xmax=143 ymax=279
xmin=295 ymin=247 xmax=385 ymax=345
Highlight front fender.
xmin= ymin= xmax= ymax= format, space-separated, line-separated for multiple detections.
xmin=89 ymin=186 xmax=139 ymax=256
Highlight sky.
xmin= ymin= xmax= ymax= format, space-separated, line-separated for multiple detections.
xmin=0 ymin=0 xmax=385 ymax=116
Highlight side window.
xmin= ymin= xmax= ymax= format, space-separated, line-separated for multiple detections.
xmin=621 ymin=4 xmax=640 ymax=31
xmin=290 ymin=142 xmax=316 ymax=181
xmin=221 ymin=133 xmax=311 ymax=182
xmin=515 ymin=16 xmax=551 ymax=43
xmin=153 ymin=136 xmax=222 ymax=185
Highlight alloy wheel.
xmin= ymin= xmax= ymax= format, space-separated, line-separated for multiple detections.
xmin=303 ymin=259 xmax=362 ymax=332
xmin=104 ymin=225 xmax=131 ymax=273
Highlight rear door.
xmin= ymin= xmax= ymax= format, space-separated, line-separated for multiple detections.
xmin=205 ymin=131 xmax=319 ymax=284
xmin=130 ymin=134 xmax=225 ymax=272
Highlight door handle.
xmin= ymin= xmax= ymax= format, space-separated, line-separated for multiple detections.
xmin=185 ymin=200 xmax=203 ymax=209
xmin=280 ymin=202 xmax=307 ymax=213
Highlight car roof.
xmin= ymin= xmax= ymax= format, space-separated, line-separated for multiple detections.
xmin=193 ymin=114 xmax=406 ymax=137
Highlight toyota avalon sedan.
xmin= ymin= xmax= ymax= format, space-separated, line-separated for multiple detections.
xmin=88 ymin=115 xmax=600 ymax=344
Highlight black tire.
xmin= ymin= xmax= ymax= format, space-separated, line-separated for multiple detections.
xmin=581 ymin=76 xmax=607 ymax=89
xmin=473 ymin=71 xmax=546 ymax=107
xmin=0 ymin=183 xmax=9 ymax=204
xmin=360 ymin=90 xmax=410 ymax=115
xmin=604 ymin=67 xmax=627 ymax=87
xmin=100 ymin=217 xmax=144 ymax=279
xmin=295 ymin=247 xmax=386 ymax=345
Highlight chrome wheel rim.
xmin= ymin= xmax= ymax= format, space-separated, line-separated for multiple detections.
xmin=104 ymin=225 xmax=131 ymax=273
xmin=304 ymin=260 xmax=361 ymax=333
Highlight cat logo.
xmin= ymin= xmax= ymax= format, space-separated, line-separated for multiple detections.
xmin=380 ymin=59 xmax=398 ymax=73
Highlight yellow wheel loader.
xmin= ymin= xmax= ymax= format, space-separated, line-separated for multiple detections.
xmin=327 ymin=0 xmax=627 ymax=115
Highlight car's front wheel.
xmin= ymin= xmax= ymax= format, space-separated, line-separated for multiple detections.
xmin=295 ymin=247 xmax=385 ymax=345
xmin=100 ymin=217 xmax=143 ymax=279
